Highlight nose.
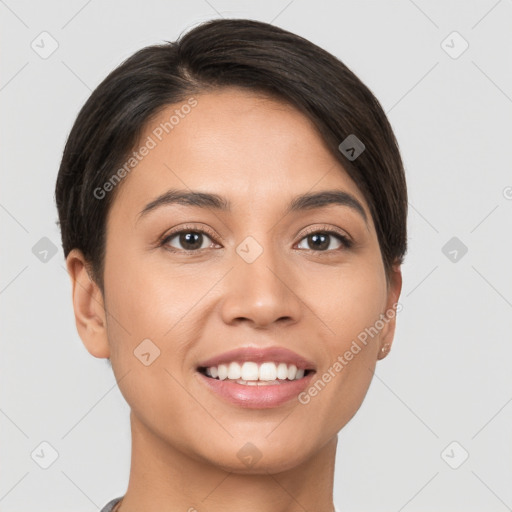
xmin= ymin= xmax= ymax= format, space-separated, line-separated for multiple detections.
xmin=219 ymin=243 xmax=303 ymax=329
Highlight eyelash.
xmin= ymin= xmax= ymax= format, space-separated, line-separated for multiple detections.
xmin=159 ymin=223 xmax=353 ymax=254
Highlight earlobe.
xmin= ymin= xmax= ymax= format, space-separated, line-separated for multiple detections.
xmin=65 ymin=249 xmax=111 ymax=359
xmin=377 ymin=263 xmax=403 ymax=360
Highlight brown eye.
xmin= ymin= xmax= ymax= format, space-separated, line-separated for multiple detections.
xmin=161 ymin=229 xmax=216 ymax=252
xmin=296 ymin=230 xmax=352 ymax=252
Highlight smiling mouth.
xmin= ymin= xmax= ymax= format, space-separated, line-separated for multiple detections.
xmin=195 ymin=360 xmax=317 ymax=408
xmin=197 ymin=362 xmax=315 ymax=386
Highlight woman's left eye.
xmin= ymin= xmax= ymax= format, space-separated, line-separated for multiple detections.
xmin=296 ymin=230 xmax=352 ymax=251
xmin=161 ymin=227 xmax=352 ymax=253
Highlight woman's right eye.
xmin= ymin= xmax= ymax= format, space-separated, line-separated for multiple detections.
xmin=161 ymin=229 xmax=217 ymax=253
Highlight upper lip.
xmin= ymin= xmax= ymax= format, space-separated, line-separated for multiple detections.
xmin=197 ymin=346 xmax=317 ymax=371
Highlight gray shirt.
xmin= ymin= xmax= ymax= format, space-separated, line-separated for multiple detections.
xmin=100 ymin=496 xmax=341 ymax=511
xmin=100 ymin=497 xmax=123 ymax=512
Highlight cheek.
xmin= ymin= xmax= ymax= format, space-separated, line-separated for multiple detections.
xmin=102 ymin=250 xmax=198 ymax=431
xmin=308 ymin=261 xmax=388 ymax=345
xmin=297 ymin=266 xmax=386 ymax=432
xmin=103 ymin=246 xmax=217 ymax=378
xmin=104 ymin=243 xmax=186 ymax=334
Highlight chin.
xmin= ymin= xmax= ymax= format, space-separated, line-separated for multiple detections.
xmin=196 ymin=438 xmax=317 ymax=475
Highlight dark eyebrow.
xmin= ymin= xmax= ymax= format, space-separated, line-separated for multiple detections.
xmin=286 ymin=190 xmax=367 ymax=223
xmin=137 ymin=188 xmax=368 ymax=224
xmin=137 ymin=190 xmax=230 ymax=222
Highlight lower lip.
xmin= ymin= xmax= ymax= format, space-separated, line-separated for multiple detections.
xmin=196 ymin=371 xmax=316 ymax=409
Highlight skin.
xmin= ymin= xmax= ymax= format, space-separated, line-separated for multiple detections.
xmin=66 ymin=87 xmax=402 ymax=512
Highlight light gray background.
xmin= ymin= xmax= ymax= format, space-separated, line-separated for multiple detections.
xmin=1 ymin=1 xmax=511 ymax=511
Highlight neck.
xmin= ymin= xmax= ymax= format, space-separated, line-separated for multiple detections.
xmin=117 ymin=411 xmax=338 ymax=512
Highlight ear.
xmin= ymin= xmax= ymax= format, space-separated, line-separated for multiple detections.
xmin=377 ymin=263 xmax=402 ymax=360
xmin=65 ymin=248 xmax=110 ymax=359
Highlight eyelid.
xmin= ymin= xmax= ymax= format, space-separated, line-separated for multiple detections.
xmin=298 ymin=223 xmax=353 ymax=246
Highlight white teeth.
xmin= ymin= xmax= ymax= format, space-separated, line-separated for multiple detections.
xmin=259 ymin=362 xmax=277 ymax=381
xmin=233 ymin=379 xmax=280 ymax=386
xmin=241 ymin=362 xmax=259 ymax=381
xmin=202 ymin=361 xmax=310 ymax=382
xmin=217 ymin=364 xmax=228 ymax=380
xmin=276 ymin=362 xmax=289 ymax=380
xmin=287 ymin=364 xmax=297 ymax=380
xmin=227 ymin=362 xmax=241 ymax=380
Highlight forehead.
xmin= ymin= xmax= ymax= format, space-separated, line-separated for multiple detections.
xmin=109 ymin=87 xmax=371 ymax=223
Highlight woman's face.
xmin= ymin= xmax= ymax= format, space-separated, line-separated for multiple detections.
xmin=81 ymin=87 xmax=401 ymax=472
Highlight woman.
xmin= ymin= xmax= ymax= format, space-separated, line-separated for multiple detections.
xmin=55 ymin=18 xmax=407 ymax=512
